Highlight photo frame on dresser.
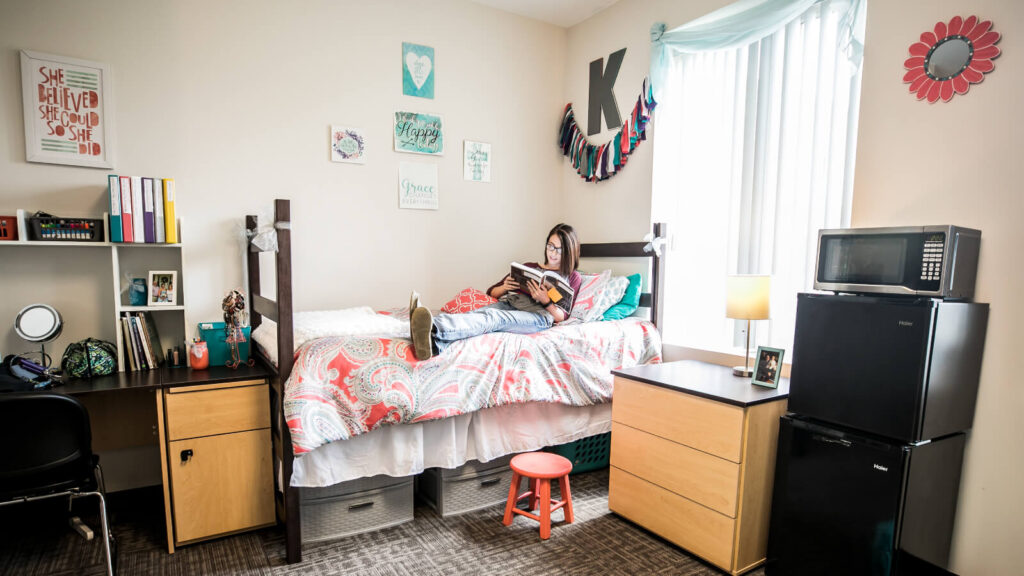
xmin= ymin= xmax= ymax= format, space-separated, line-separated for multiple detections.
xmin=752 ymin=346 xmax=784 ymax=388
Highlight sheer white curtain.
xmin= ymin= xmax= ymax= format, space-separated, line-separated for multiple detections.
xmin=652 ymin=0 xmax=865 ymax=354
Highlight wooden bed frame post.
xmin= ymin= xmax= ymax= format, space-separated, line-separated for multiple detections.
xmin=246 ymin=216 xmax=262 ymax=331
xmin=650 ymin=222 xmax=666 ymax=332
xmin=274 ymin=199 xmax=301 ymax=564
xmin=246 ymin=200 xmax=301 ymax=564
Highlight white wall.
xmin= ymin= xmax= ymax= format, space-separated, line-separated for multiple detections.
xmin=853 ymin=2 xmax=1022 ymax=573
xmin=0 ymin=0 xmax=566 ymax=356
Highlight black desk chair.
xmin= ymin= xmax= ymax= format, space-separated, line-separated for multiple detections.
xmin=0 ymin=392 xmax=115 ymax=575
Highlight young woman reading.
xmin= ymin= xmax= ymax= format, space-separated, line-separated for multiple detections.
xmin=410 ymin=223 xmax=582 ymax=360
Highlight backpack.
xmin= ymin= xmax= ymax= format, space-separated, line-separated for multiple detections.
xmin=61 ymin=338 xmax=118 ymax=379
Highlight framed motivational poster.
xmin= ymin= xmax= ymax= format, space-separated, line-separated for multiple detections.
xmin=463 ymin=141 xmax=491 ymax=182
xmin=394 ymin=111 xmax=443 ymax=155
xmin=402 ymin=42 xmax=434 ymax=99
xmin=20 ymin=50 xmax=115 ymax=169
xmin=398 ymin=161 xmax=439 ymax=210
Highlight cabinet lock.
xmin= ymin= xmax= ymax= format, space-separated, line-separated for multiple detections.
xmin=180 ymin=449 xmax=193 ymax=462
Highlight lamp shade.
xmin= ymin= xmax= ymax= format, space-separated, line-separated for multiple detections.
xmin=726 ymin=275 xmax=770 ymax=320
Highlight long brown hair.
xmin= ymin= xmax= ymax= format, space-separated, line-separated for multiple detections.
xmin=544 ymin=223 xmax=580 ymax=279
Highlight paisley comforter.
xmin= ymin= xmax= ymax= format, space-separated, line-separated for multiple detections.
xmin=284 ymin=317 xmax=661 ymax=456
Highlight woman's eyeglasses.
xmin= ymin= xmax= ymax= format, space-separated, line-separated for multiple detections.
xmin=546 ymin=243 xmax=562 ymax=254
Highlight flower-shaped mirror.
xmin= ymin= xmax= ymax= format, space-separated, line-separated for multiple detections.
xmin=903 ymin=16 xmax=1001 ymax=103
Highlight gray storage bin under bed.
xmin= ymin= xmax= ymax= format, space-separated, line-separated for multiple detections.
xmin=417 ymin=454 xmax=515 ymax=517
xmin=300 ymin=474 xmax=414 ymax=543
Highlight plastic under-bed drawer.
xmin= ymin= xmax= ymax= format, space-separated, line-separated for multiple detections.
xmin=417 ymin=455 xmax=515 ymax=517
xmin=300 ymin=477 xmax=414 ymax=543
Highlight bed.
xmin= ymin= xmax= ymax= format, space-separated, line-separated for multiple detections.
xmin=246 ymin=199 xmax=666 ymax=563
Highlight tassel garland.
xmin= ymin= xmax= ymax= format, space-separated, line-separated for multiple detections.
xmin=558 ymin=78 xmax=656 ymax=183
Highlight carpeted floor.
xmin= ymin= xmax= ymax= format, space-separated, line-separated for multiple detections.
xmin=0 ymin=468 xmax=767 ymax=575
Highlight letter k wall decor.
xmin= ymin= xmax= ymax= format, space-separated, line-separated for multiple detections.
xmin=559 ymin=46 xmax=656 ymax=183
xmin=588 ymin=48 xmax=626 ymax=135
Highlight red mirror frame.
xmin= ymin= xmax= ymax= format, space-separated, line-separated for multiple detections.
xmin=903 ymin=16 xmax=1001 ymax=103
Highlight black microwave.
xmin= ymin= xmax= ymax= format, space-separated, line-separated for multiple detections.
xmin=814 ymin=225 xmax=980 ymax=299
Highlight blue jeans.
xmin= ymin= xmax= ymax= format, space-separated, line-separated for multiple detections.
xmin=432 ymin=301 xmax=553 ymax=354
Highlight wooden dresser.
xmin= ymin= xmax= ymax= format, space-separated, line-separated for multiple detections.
xmin=156 ymin=367 xmax=276 ymax=552
xmin=609 ymin=361 xmax=789 ymax=575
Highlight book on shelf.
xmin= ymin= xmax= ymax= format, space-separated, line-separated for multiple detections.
xmin=119 ymin=175 xmax=134 ymax=242
xmin=141 ymin=177 xmax=156 ymax=243
xmin=163 ymin=179 xmax=177 ymax=243
xmin=120 ymin=311 xmax=164 ymax=371
xmin=508 ymin=262 xmax=575 ymax=315
xmin=121 ymin=316 xmax=137 ymax=370
xmin=154 ymin=178 xmax=166 ymax=243
xmin=107 ymin=175 xmax=123 ymax=243
xmin=130 ymin=176 xmax=144 ymax=244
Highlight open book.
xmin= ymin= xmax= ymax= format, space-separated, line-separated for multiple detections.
xmin=509 ymin=262 xmax=574 ymax=315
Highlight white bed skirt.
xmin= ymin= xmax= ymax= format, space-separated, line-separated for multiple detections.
xmin=289 ymin=401 xmax=612 ymax=488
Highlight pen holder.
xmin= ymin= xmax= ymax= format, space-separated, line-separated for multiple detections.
xmin=190 ymin=341 xmax=209 ymax=370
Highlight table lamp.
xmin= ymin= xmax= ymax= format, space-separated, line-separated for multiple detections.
xmin=726 ymin=275 xmax=770 ymax=377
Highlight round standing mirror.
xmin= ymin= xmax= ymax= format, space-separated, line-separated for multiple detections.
xmin=15 ymin=304 xmax=63 ymax=343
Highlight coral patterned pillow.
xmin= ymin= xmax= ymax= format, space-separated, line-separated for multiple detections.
xmin=442 ymin=287 xmax=497 ymax=314
xmin=570 ymin=271 xmax=609 ymax=322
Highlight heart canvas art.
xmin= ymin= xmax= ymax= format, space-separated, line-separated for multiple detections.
xmin=402 ymin=42 xmax=434 ymax=99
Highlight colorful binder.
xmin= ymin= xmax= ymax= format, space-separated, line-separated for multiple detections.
xmin=119 ymin=175 xmax=134 ymax=243
xmin=163 ymin=178 xmax=177 ymax=243
xmin=141 ymin=177 xmax=156 ymax=243
xmin=107 ymin=175 xmax=123 ymax=243
xmin=154 ymin=178 xmax=166 ymax=243
xmin=130 ymin=176 xmax=144 ymax=244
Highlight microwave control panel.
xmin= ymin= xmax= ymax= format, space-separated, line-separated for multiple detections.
xmin=921 ymin=233 xmax=945 ymax=282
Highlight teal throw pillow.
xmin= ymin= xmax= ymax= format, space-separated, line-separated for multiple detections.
xmin=602 ymin=273 xmax=642 ymax=320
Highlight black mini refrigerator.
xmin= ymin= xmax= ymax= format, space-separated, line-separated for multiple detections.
xmin=766 ymin=293 xmax=988 ymax=575
xmin=768 ymin=416 xmax=965 ymax=575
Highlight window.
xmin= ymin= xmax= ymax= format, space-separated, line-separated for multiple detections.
xmin=652 ymin=0 xmax=864 ymax=355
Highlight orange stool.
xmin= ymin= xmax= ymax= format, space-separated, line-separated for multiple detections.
xmin=502 ymin=452 xmax=574 ymax=539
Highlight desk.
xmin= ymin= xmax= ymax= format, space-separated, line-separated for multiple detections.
xmin=58 ymin=364 xmax=272 ymax=552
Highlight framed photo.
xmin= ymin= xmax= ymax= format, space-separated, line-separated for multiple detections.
xmin=148 ymin=271 xmax=177 ymax=306
xmin=20 ymin=50 xmax=115 ymax=169
xmin=752 ymin=346 xmax=785 ymax=388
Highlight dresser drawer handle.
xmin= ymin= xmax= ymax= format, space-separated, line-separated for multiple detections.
xmin=479 ymin=477 xmax=502 ymax=487
xmin=348 ymin=501 xmax=374 ymax=512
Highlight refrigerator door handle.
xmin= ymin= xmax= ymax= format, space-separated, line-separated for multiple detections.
xmin=813 ymin=434 xmax=852 ymax=448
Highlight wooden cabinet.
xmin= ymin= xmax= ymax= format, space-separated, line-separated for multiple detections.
xmin=157 ymin=377 xmax=274 ymax=552
xmin=609 ymin=361 xmax=789 ymax=575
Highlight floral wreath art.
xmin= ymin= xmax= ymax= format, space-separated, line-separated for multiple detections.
xmin=332 ymin=128 xmax=366 ymax=161
xmin=558 ymin=78 xmax=656 ymax=182
xmin=903 ymin=15 xmax=1001 ymax=103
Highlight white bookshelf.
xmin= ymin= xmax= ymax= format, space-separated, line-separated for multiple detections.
xmin=1 ymin=210 xmax=186 ymax=373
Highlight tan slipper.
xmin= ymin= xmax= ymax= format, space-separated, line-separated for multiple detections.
xmin=410 ymin=306 xmax=434 ymax=360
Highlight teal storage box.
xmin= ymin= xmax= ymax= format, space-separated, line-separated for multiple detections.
xmin=544 ymin=432 xmax=611 ymax=474
xmin=197 ymin=322 xmax=251 ymax=367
